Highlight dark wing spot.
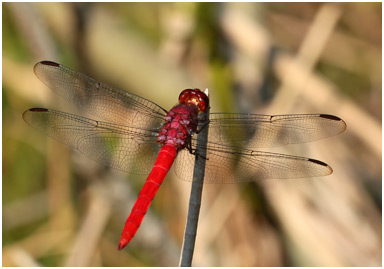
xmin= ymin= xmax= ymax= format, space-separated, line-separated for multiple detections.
xmin=39 ymin=61 xmax=60 ymax=67
xmin=319 ymin=114 xmax=341 ymax=121
xmin=308 ymin=158 xmax=328 ymax=167
xmin=29 ymin=108 xmax=49 ymax=112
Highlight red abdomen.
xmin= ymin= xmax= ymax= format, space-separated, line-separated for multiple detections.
xmin=118 ymin=145 xmax=177 ymax=249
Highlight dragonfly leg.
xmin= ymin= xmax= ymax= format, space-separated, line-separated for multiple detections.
xmin=196 ymin=120 xmax=210 ymax=134
xmin=186 ymin=138 xmax=208 ymax=160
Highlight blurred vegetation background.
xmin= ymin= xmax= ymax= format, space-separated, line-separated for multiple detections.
xmin=2 ymin=2 xmax=381 ymax=266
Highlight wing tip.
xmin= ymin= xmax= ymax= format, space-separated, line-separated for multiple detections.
xmin=37 ymin=61 xmax=60 ymax=67
xmin=308 ymin=158 xmax=333 ymax=175
xmin=22 ymin=108 xmax=49 ymax=123
xmin=319 ymin=114 xmax=347 ymax=133
xmin=34 ymin=61 xmax=60 ymax=76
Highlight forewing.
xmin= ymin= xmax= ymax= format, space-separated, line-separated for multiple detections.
xmin=34 ymin=61 xmax=166 ymax=129
xmin=23 ymin=108 xmax=160 ymax=174
xmin=208 ymin=113 xmax=346 ymax=148
xmin=173 ymin=142 xmax=332 ymax=183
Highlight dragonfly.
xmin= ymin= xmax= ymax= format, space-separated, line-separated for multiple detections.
xmin=23 ymin=61 xmax=346 ymax=250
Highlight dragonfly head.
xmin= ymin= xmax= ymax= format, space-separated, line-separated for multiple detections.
xmin=178 ymin=88 xmax=209 ymax=113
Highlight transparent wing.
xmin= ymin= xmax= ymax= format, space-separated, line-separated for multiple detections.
xmin=34 ymin=61 xmax=166 ymax=129
xmin=23 ymin=108 xmax=161 ymax=174
xmin=208 ymin=113 xmax=346 ymax=148
xmin=173 ymin=142 xmax=332 ymax=183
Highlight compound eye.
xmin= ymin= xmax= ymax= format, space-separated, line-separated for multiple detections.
xmin=178 ymin=88 xmax=209 ymax=112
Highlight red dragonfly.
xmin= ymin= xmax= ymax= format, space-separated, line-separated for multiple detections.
xmin=23 ymin=61 xmax=346 ymax=250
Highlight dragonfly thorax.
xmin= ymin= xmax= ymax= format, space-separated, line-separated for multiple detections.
xmin=157 ymin=104 xmax=199 ymax=150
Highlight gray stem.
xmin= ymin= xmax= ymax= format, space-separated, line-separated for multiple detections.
xmin=179 ymin=108 xmax=210 ymax=267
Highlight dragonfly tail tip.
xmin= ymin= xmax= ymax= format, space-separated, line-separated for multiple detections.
xmin=118 ymin=242 xmax=127 ymax=250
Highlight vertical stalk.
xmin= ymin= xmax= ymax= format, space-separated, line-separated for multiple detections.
xmin=179 ymin=107 xmax=210 ymax=267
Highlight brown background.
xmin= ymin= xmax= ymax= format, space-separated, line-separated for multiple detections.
xmin=3 ymin=2 xmax=381 ymax=266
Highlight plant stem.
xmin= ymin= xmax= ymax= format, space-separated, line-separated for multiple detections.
xmin=179 ymin=108 xmax=210 ymax=267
